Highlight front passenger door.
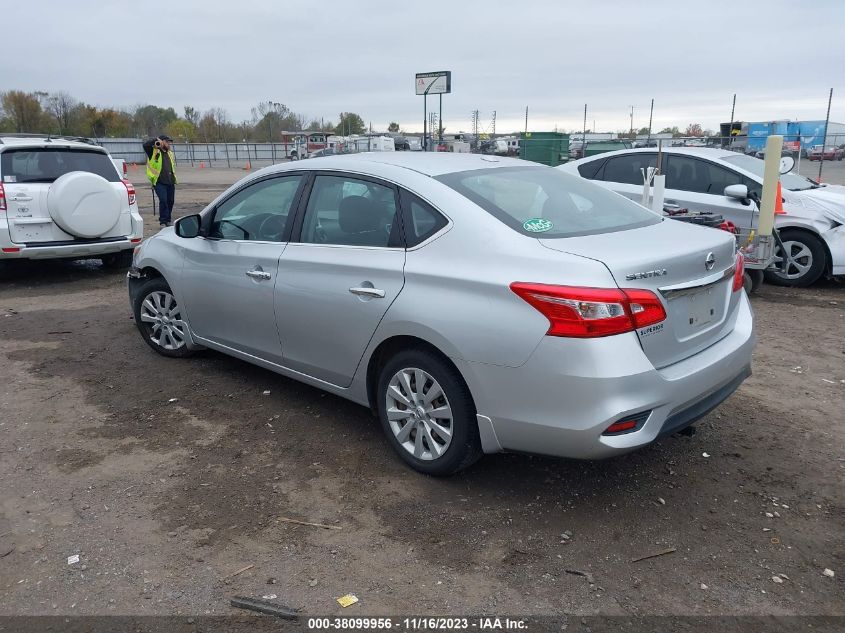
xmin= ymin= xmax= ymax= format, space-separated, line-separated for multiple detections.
xmin=275 ymin=174 xmax=406 ymax=386
xmin=179 ymin=174 xmax=304 ymax=362
xmin=662 ymin=155 xmax=757 ymax=228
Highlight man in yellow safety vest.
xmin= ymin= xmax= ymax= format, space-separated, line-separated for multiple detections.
xmin=143 ymin=135 xmax=177 ymax=227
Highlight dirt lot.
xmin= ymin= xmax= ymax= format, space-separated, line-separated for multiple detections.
xmin=0 ymin=165 xmax=843 ymax=620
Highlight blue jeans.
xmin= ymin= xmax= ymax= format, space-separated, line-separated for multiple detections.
xmin=154 ymin=183 xmax=175 ymax=224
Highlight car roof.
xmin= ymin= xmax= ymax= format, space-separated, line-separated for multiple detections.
xmin=257 ymin=151 xmax=536 ymax=178
xmin=561 ymin=146 xmax=739 ymax=168
xmin=0 ymin=135 xmax=105 ymax=151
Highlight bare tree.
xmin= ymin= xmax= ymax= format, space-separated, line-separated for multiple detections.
xmin=46 ymin=91 xmax=77 ymax=134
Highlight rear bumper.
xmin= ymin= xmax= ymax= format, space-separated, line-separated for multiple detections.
xmin=0 ymin=237 xmax=139 ymax=260
xmin=457 ymin=291 xmax=756 ymax=459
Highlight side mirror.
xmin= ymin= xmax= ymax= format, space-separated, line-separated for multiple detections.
xmin=779 ymin=155 xmax=795 ymax=174
xmin=175 ymin=214 xmax=201 ymax=238
xmin=724 ymin=184 xmax=748 ymax=200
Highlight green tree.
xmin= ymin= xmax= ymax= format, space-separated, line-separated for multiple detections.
xmin=659 ymin=126 xmax=681 ymax=137
xmin=387 ymin=121 xmax=400 ymax=133
xmin=637 ymin=126 xmax=650 ymax=135
xmin=166 ymin=118 xmax=197 ymax=141
xmin=1 ymin=90 xmax=44 ymax=132
xmin=334 ymin=112 xmax=366 ymax=135
xmin=134 ymin=105 xmax=178 ymax=137
xmin=183 ymin=106 xmax=200 ymax=127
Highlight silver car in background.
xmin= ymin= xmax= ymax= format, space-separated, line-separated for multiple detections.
xmin=128 ymin=153 xmax=755 ymax=475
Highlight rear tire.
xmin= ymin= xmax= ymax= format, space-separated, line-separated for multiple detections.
xmin=132 ymin=277 xmax=194 ymax=358
xmin=376 ymin=349 xmax=482 ymax=476
xmin=765 ymin=229 xmax=827 ymax=287
xmin=746 ymin=269 xmax=764 ymax=293
xmin=102 ymin=250 xmax=133 ymax=269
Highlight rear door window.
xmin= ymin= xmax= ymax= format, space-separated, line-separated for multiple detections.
xmin=601 ymin=153 xmax=657 ymax=185
xmin=1 ymin=148 xmax=119 ymax=183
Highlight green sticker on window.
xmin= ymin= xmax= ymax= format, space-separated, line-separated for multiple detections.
xmin=522 ymin=217 xmax=553 ymax=233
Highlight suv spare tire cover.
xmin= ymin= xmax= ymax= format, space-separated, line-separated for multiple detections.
xmin=47 ymin=171 xmax=123 ymax=238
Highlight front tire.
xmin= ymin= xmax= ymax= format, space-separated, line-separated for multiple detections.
xmin=132 ymin=277 xmax=194 ymax=358
xmin=377 ymin=349 xmax=482 ymax=476
xmin=765 ymin=229 xmax=827 ymax=287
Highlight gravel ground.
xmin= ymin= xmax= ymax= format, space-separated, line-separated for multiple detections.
xmin=0 ymin=165 xmax=842 ymax=620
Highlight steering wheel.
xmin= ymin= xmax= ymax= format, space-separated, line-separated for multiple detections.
xmin=258 ymin=214 xmax=286 ymax=242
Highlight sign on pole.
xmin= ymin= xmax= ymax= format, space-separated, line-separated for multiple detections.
xmin=415 ymin=71 xmax=451 ymax=95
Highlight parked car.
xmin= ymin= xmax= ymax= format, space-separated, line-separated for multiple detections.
xmin=807 ymin=146 xmax=844 ymax=161
xmin=560 ymin=147 xmax=845 ymax=286
xmin=129 ymin=153 xmax=754 ymax=475
xmin=0 ymin=134 xmax=143 ymax=269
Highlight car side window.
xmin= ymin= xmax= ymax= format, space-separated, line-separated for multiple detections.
xmin=601 ymin=154 xmax=657 ymax=185
xmin=400 ymin=190 xmax=448 ymax=247
xmin=663 ymin=155 xmax=742 ymax=195
xmin=577 ymin=158 xmax=606 ymax=180
xmin=210 ymin=175 xmax=302 ymax=241
xmin=299 ymin=175 xmax=401 ymax=247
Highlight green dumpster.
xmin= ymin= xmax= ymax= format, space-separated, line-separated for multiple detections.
xmin=519 ymin=132 xmax=569 ymax=166
xmin=583 ymin=140 xmax=631 ymax=157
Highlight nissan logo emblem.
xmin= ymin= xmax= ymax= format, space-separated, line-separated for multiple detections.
xmin=705 ymin=252 xmax=716 ymax=271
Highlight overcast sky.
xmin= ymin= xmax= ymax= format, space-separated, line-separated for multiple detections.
xmin=4 ymin=0 xmax=844 ymax=134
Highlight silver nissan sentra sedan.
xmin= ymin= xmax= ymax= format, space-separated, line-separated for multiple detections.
xmin=128 ymin=153 xmax=755 ymax=475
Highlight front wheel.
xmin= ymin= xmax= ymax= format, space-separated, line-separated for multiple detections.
xmin=377 ymin=349 xmax=481 ymax=476
xmin=765 ymin=229 xmax=827 ymax=287
xmin=132 ymin=277 xmax=194 ymax=358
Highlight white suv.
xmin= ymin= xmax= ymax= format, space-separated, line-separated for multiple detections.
xmin=0 ymin=134 xmax=143 ymax=268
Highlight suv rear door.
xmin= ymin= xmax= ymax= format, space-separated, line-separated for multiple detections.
xmin=0 ymin=146 xmax=130 ymax=244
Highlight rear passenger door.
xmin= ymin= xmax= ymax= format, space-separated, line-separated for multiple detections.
xmin=586 ymin=153 xmax=657 ymax=202
xmin=274 ymin=173 xmax=406 ymax=387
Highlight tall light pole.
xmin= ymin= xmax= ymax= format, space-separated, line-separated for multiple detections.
xmin=267 ymin=100 xmax=282 ymax=163
xmin=629 ymin=105 xmax=634 ymax=139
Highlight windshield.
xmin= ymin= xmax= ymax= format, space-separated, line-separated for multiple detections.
xmin=720 ymin=153 xmax=815 ymax=191
xmin=1 ymin=148 xmax=119 ymax=184
xmin=436 ymin=166 xmax=661 ymax=238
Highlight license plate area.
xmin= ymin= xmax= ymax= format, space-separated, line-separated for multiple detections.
xmin=686 ymin=288 xmax=716 ymax=328
xmin=666 ymin=285 xmax=721 ymax=341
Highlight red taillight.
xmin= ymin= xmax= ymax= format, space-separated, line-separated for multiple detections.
xmin=732 ymin=252 xmax=745 ymax=292
xmin=0 ymin=183 xmax=6 ymax=212
xmin=130 ymin=238 xmax=142 ymax=244
xmin=2 ymin=247 xmax=20 ymax=253
xmin=510 ymin=283 xmax=667 ymax=338
xmin=122 ymin=179 xmax=136 ymax=206
xmin=123 ymin=162 xmax=128 ymax=176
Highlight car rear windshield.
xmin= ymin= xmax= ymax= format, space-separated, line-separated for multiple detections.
xmin=435 ymin=166 xmax=661 ymax=238
xmin=1 ymin=148 xmax=119 ymax=184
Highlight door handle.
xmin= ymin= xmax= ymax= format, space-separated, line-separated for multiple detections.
xmin=11 ymin=196 xmax=33 ymax=202
xmin=349 ymin=286 xmax=385 ymax=298
xmin=245 ymin=270 xmax=272 ymax=281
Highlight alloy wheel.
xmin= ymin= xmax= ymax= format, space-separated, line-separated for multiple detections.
xmin=385 ymin=367 xmax=453 ymax=461
xmin=139 ymin=290 xmax=187 ymax=351
xmin=772 ymin=240 xmax=813 ymax=280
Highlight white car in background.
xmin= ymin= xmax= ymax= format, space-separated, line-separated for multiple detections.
xmin=0 ymin=135 xmax=143 ymax=269
xmin=559 ymin=148 xmax=845 ymax=286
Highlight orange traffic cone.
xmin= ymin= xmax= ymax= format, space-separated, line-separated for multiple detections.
xmin=244 ymin=161 xmax=252 ymax=171
xmin=775 ymin=181 xmax=785 ymax=214
xmin=199 ymin=161 xmax=205 ymax=169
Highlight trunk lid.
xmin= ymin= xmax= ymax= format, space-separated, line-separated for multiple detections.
xmin=540 ymin=219 xmax=740 ymax=368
